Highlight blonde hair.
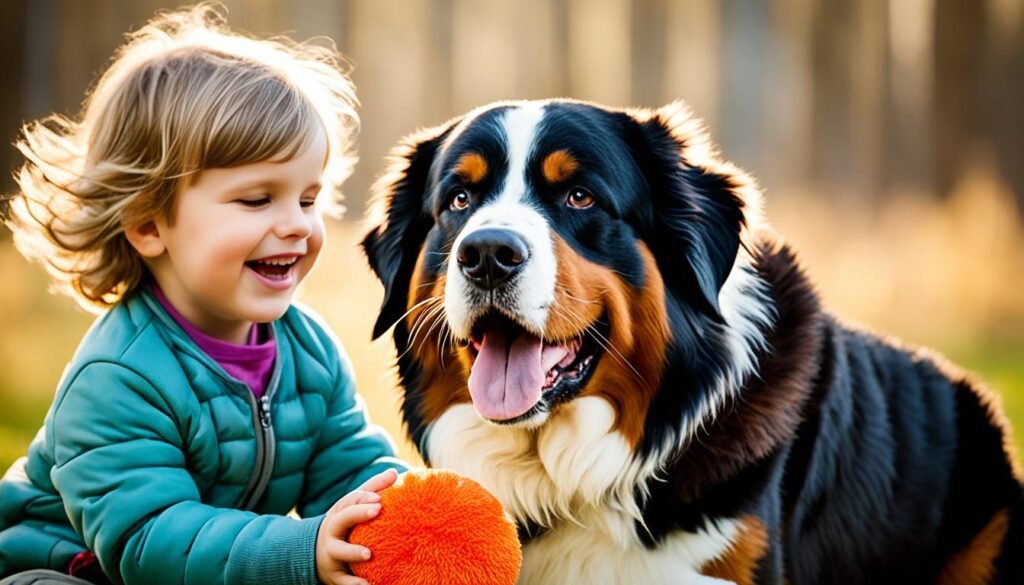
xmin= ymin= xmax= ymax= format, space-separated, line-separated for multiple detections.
xmin=3 ymin=3 xmax=358 ymax=310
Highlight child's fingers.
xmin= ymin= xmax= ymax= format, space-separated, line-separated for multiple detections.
xmin=325 ymin=538 xmax=373 ymax=564
xmin=327 ymin=489 xmax=382 ymax=515
xmin=324 ymin=470 xmax=397 ymax=515
xmin=320 ymin=572 xmax=369 ymax=585
xmin=318 ymin=540 xmax=372 ymax=585
xmin=325 ymin=502 xmax=381 ymax=538
xmin=356 ymin=468 xmax=399 ymax=494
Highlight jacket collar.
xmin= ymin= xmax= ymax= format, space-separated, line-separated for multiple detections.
xmin=130 ymin=288 xmax=282 ymax=395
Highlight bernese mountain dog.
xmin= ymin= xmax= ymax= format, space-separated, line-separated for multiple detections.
xmin=360 ymin=99 xmax=1023 ymax=584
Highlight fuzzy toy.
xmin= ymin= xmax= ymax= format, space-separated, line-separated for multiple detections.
xmin=349 ymin=469 xmax=522 ymax=585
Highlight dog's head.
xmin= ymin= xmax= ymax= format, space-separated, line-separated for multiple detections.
xmin=363 ymin=99 xmax=772 ymax=456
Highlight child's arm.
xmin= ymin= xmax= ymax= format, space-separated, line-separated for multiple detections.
xmin=0 ymin=452 xmax=85 ymax=572
xmin=50 ymin=362 xmax=323 ymax=585
xmin=294 ymin=324 xmax=410 ymax=519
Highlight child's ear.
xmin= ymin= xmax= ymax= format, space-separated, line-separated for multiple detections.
xmin=124 ymin=219 xmax=166 ymax=258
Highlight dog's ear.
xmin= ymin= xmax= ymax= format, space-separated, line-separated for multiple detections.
xmin=362 ymin=118 xmax=462 ymax=339
xmin=626 ymin=102 xmax=756 ymax=323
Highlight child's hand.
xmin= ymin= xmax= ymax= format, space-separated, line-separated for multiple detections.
xmin=315 ymin=468 xmax=399 ymax=585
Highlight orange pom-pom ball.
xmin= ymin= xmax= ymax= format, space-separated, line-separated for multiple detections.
xmin=349 ymin=469 xmax=522 ymax=585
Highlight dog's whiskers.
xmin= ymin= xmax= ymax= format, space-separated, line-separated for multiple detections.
xmin=555 ymin=303 xmax=648 ymax=389
xmin=412 ymin=301 xmax=447 ymax=351
xmin=561 ymin=289 xmax=602 ymax=305
xmin=421 ymin=303 xmax=452 ymax=363
xmin=397 ymin=297 xmax=446 ymax=362
xmin=393 ymin=295 xmax=442 ymax=328
xmin=438 ymin=321 xmax=458 ymax=371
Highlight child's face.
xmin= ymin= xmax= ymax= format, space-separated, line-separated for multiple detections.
xmin=148 ymin=132 xmax=327 ymax=342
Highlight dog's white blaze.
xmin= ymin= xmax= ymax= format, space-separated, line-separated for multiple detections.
xmin=444 ymin=104 xmax=558 ymax=339
xmin=500 ymin=103 xmax=545 ymax=205
xmin=521 ymin=513 xmax=740 ymax=585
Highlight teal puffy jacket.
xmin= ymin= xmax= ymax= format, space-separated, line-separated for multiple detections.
xmin=0 ymin=289 xmax=408 ymax=584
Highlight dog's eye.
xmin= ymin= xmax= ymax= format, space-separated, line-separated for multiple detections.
xmin=566 ymin=187 xmax=594 ymax=210
xmin=449 ymin=188 xmax=471 ymax=212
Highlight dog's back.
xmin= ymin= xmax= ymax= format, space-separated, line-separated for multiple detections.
xmin=782 ymin=318 xmax=1023 ymax=583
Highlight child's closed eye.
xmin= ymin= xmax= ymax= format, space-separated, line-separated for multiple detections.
xmin=237 ymin=196 xmax=271 ymax=208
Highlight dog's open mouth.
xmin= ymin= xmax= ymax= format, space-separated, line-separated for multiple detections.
xmin=465 ymin=311 xmax=602 ymax=423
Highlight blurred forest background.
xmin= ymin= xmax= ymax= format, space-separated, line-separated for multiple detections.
xmin=1 ymin=0 xmax=1022 ymax=470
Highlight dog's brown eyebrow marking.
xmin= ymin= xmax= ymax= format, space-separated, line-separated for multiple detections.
xmin=453 ymin=152 xmax=489 ymax=184
xmin=542 ymin=149 xmax=580 ymax=184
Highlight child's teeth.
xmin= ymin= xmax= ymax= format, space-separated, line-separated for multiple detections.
xmin=260 ymin=258 xmax=296 ymax=266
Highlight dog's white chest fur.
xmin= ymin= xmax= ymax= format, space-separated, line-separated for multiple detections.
xmin=522 ymin=510 xmax=739 ymax=584
xmin=426 ymin=398 xmax=739 ymax=584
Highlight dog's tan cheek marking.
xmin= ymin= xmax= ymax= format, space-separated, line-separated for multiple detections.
xmin=406 ymin=248 xmax=430 ymax=309
xmin=405 ymin=247 xmax=440 ymax=344
xmin=542 ymin=149 xmax=579 ymax=184
xmin=404 ymin=249 xmax=470 ymax=424
xmin=546 ymin=236 xmax=604 ymax=341
xmin=454 ymin=152 xmax=488 ymax=184
xmin=699 ymin=516 xmax=769 ymax=585
xmin=938 ymin=509 xmax=1010 ymax=585
xmin=548 ymin=238 xmax=669 ymax=448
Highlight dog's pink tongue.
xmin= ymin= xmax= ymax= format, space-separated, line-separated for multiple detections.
xmin=468 ymin=329 xmax=544 ymax=420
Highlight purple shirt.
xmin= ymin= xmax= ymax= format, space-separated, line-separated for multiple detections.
xmin=153 ymin=286 xmax=276 ymax=398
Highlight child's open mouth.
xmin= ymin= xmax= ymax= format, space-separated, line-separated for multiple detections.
xmin=245 ymin=256 xmax=300 ymax=286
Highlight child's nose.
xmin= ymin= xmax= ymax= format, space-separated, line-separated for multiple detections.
xmin=275 ymin=203 xmax=314 ymax=239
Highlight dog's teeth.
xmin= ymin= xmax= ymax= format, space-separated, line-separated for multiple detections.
xmin=557 ymin=352 xmax=576 ymax=369
xmin=544 ymin=370 xmax=560 ymax=389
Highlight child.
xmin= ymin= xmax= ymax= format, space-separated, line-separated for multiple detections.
xmin=0 ymin=5 xmax=408 ymax=585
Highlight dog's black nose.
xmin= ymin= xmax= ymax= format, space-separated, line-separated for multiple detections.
xmin=457 ymin=228 xmax=530 ymax=289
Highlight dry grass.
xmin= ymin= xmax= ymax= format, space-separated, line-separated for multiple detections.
xmin=768 ymin=164 xmax=1024 ymax=350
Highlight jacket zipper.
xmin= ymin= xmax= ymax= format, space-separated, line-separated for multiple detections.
xmin=239 ymin=390 xmax=278 ymax=510
xmin=237 ymin=337 xmax=282 ymax=511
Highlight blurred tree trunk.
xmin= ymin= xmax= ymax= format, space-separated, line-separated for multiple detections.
xmin=1 ymin=0 xmax=31 ymax=200
xmin=981 ymin=4 xmax=1024 ymax=212
xmin=631 ymin=0 xmax=666 ymax=105
xmin=662 ymin=0 xmax=721 ymax=131
xmin=884 ymin=0 xmax=934 ymax=198
xmin=720 ymin=0 xmax=769 ymax=174
xmin=566 ymin=0 xmax=632 ymax=105
xmin=764 ymin=0 xmax=814 ymax=193
xmin=851 ymin=0 xmax=888 ymax=203
xmin=810 ymin=0 xmax=856 ymax=200
xmin=931 ymin=0 xmax=984 ymax=199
